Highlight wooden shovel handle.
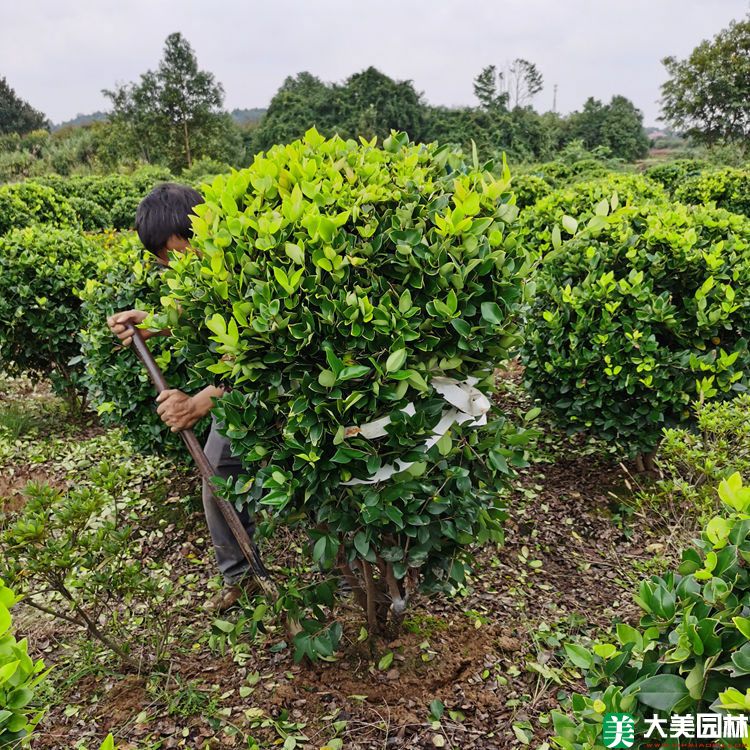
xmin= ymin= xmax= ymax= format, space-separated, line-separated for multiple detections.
xmin=124 ymin=324 xmax=274 ymax=590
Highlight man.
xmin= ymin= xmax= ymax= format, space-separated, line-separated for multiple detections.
xmin=108 ymin=183 xmax=256 ymax=612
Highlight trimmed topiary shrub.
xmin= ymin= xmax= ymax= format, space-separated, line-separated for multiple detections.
xmin=0 ymin=182 xmax=79 ymax=235
xmin=675 ymin=166 xmax=750 ymax=219
xmin=522 ymin=158 xmax=611 ymax=189
xmin=551 ymin=473 xmax=750 ymax=748
xmin=158 ymin=129 xmax=535 ymax=649
xmin=521 ymin=201 xmax=750 ymax=461
xmin=67 ymin=195 xmax=111 ymax=231
xmin=181 ymin=158 xmax=231 ymax=186
xmin=644 ymin=157 xmax=709 ymax=193
xmin=511 ymin=173 xmax=552 ymax=209
xmin=129 ymin=165 xmax=173 ymax=193
xmin=0 ymin=578 xmax=47 ymax=746
xmin=60 ymin=175 xmax=140 ymax=213
xmin=0 ymin=227 xmax=104 ymax=404
xmin=109 ymin=194 xmax=141 ymax=230
xmin=519 ymin=173 xmax=668 ymax=257
xmin=77 ymin=234 xmax=207 ymax=455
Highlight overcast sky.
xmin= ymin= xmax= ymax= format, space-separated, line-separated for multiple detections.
xmin=1 ymin=0 xmax=747 ymax=127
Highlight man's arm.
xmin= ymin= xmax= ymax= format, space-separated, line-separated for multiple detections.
xmin=107 ymin=309 xmax=170 ymax=348
xmin=156 ymin=385 xmax=224 ymax=432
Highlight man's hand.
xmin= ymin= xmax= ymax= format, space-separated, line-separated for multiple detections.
xmin=107 ymin=310 xmax=149 ymax=347
xmin=156 ymin=389 xmax=203 ymax=432
xmin=156 ymin=386 xmax=223 ymax=432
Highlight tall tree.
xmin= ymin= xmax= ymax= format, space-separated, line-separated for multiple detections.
xmin=601 ymin=95 xmax=649 ymax=161
xmin=339 ymin=67 xmax=427 ymax=141
xmin=249 ymin=72 xmax=342 ymax=152
xmin=661 ymin=16 xmax=750 ymax=147
xmin=250 ymin=67 xmax=427 ymax=152
xmin=104 ymin=32 xmax=230 ymax=169
xmin=473 ymin=66 xmax=509 ymax=111
xmin=0 ymin=77 xmax=48 ymax=135
xmin=565 ymin=95 xmax=647 ymax=161
xmin=502 ymin=59 xmax=544 ymax=108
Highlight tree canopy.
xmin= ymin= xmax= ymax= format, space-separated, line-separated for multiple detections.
xmin=0 ymin=77 xmax=48 ymax=135
xmin=661 ymin=16 xmax=750 ymax=147
xmin=248 ymin=67 xmax=428 ymax=152
xmin=564 ymin=95 xmax=649 ymax=161
xmin=103 ymin=32 xmax=238 ymax=170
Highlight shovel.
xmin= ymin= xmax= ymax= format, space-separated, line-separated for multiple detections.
xmin=125 ymin=323 xmax=276 ymax=598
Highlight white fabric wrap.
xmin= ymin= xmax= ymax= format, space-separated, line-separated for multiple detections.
xmin=341 ymin=376 xmax=491 ymax=486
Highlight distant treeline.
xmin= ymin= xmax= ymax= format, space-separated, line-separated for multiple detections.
xmin=0 ymin=33 xmax=650 ymax=180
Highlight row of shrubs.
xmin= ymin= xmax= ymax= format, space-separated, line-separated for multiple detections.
xmin=0 ymin=226 xmax=200 ymax=454
xmin=645 ymin=159 xmax=750 ymax=219
xmin=0 ymin=163 xmax=234 ymax=235
xmin=4 ymin=163 xmax=750 ymax=465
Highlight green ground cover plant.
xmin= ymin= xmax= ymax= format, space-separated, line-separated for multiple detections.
xmin=0 ymin=579 xmax=47 ymax=747
xmin=552 ymin=472 xmax=750 ymax=749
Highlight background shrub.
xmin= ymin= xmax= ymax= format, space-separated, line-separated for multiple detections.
xmin=0 ymin=226 xmax=104 ymax=401
xmin=644 ymin=157 xmax=709 ymax=193
xmin=67 ymin=195 xmax=111 ymax=231
xmin=0 ymin=182 xmax=79 ymax=235
xmin=519 ymin=173 xmax=667 ymax=255
xmin=521 ymin=202 xmax=750 ymax=458
xmin=109 ymin=194 xmax=141 ymax=230
xmin=180 ymin=157 xmax=231 ymax=186
xmin=675 ymin=166 xmax=750 ymax=218
xmin=160 ymin=129 xmax=535 ymax=643
xmin=511 ymin=173 xmax=552 ymax=209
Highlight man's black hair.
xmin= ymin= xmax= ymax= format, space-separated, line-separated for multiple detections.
xmin=135 ymin=183 xmax=204 ymax=254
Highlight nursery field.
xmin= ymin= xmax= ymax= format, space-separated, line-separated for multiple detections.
xmin=0 ymin=370 xmax=693 ymax=749
xmin=2 ymin=134 xmax=750 ymax=750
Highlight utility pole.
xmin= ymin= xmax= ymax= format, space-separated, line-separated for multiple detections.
xmin=552 ymin=84 xmax=558 ymax=114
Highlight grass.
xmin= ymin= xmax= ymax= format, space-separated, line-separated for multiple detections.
xmin=0 ymin=402 xmax=45 ymax=440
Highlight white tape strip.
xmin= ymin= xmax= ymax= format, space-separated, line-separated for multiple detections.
xmin=341 ymin=376 xmax=491 ymax=486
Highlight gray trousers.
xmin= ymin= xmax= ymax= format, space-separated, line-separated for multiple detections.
xmin=203 ymin=419 xmax=254 ymax=584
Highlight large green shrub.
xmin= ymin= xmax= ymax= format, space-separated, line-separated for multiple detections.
xmin=520 ymin=173 xmax=667 ymax=256
xmin=67 ymin=195 xmax=111 ymax=231
xmin=644 ymin=158 xmax=708 ymax=193
xmin=109 ymin=194 xmax=140 ymax=230
xmin=0 ymin=578 xmax=47 ymax=747
xmin=521 ymin=202 xmax=750 ymax=458
xmin=78 ymin=234 xmax=207 ymax=454
xmin=0 ymin=227 xmax=104 ymax=402
xmin=676 ymin=166 xmax=750 ymax=218
xmin=551 ymin=473 xmax=750 ymax=749
xmin=511 ymin=173 xmax=552 ymax=209
xmin=159 ymin=129 xmax=535 ymax=643
xmin=0 ymin=182 xmax=79 ymax=235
